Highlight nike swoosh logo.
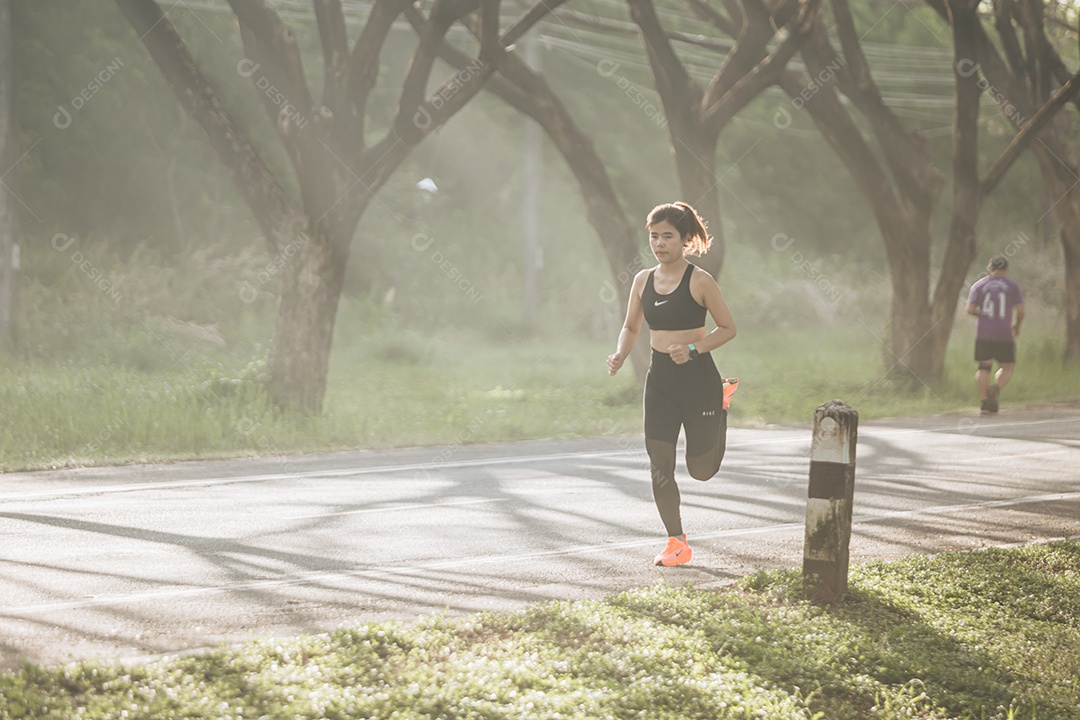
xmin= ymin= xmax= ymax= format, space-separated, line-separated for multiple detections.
xmin=654 ymin=300 xmax=668 ymax=306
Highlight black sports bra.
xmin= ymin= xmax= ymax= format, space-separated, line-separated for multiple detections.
xmin=641 ymin=263 xmax=707 ymax=331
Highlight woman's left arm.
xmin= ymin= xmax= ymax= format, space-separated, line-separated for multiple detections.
xmin=692 ymin=269 xmax=736 ymax=353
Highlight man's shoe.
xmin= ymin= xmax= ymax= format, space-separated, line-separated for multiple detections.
xmin=987 ymin=384 xmax=1000 ymax=413
xmin=653 ymin=535 xmax=692 ymax=567
xmin=980 ymin=399 xmax=995 ymax=415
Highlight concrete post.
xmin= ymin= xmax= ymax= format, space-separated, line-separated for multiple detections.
xmin=803 ymin=399 xmax=858 ymax=604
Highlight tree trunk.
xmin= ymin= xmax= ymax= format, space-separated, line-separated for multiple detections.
xmin=671 ymin=128 xmax=724 ymax=276
xmin=924 ymin=0 xmax=1080 ymax=363
xmin=118 ymin=0 xmax=566 ymax=414
xmin=0 ymin=0 xmax=16 ymax=348
xmin=1064 ymin=226 xmax=1080 ymax=361
xmin=268 ymin=222 xmax=352 ymax=413
xmin=1037 ymin=151 xmax=1080 ymax=361
xmin=628 ymin=0 xmax=819 ymax=280
xmin=786 ymin=66 xmax=945 ymax=385
xmin=886 ymin=239 xmax=937 ymax=385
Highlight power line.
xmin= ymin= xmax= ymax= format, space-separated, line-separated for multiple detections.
xmin=172 ymin=0 xmax=1068 ymax=123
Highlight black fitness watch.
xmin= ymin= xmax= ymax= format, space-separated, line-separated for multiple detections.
xmin=688 ymin=344 xmax=699 ymax=361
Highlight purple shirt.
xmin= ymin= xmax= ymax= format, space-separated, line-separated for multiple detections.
xmin=968 ymin=275 xmax=1023 ymax=341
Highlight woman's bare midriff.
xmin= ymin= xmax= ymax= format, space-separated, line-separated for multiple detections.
xmin=650 ymin=327 xmax=707 ymax=353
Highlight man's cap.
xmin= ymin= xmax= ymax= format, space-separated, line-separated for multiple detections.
xmin=989 ymin=256 xmax=1008 ymax=271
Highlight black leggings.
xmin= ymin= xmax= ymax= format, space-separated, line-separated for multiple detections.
xmin=644 ymin=349 xmax=727 ymax=537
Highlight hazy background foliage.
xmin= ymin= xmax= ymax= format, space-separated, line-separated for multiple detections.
xmin=3 ymin=0 xmax=1076 ymax=468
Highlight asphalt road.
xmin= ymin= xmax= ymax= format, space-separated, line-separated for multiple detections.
xmin=2 ymin=404 xmax=1079 ymax=670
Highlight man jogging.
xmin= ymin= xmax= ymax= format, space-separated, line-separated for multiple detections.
xmin=966 ymin=256 xmax=1024 ymax=414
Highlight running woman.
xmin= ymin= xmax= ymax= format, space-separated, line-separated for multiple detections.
xmin=606 ymin=202 xmax=736 ymax=567
xmin=966 ymin=255 xmax=1024 ymax=414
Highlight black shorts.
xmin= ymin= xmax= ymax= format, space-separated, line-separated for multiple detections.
xmin=974 ymin=338 xmax=1016 ymax=364
xmin=644 ymin=349 xmax=726 ymax=479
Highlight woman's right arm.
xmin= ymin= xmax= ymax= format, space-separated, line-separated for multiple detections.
xmin=608 ymin=270 xmax=648 ymax=376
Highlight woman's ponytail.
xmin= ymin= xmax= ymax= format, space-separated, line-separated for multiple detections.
xmin=646 ymin=201 xmax=712 ymax=256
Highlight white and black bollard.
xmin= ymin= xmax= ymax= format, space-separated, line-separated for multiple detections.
xmin=803 ymin=399 xmax=858 ymax=605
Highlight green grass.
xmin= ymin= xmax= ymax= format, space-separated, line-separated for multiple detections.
xmin=2 ymin=541 xmax=1078 ymax=719
xmin=2 ymin=312 xmax=1079 ymax=471
xmin=3 ymin=234 xmax=1078 ymax=471
xmin=723 ymin=321 xmax=1080 ymax=425
xmin=0 ymin=325 xmax=645 ymax=470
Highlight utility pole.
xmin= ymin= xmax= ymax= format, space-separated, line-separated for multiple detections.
xmin=0 ymin=0 xmax=18 ymax=348
xmin=522 ymin=33 xmax=542 ymax=328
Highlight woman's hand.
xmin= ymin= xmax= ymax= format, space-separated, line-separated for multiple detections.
xmin=668 ymin=343 xmax=692 ymax=364
xmin=607 ymin=352 xmax=625 ymax=376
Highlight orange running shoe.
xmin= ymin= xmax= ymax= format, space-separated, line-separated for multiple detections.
xmin=722 ymin=378 xmax=739 ymax=410
xmin=653 ymin=535 xmax=692 ymax=567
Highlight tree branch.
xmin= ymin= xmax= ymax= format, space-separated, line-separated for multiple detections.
xmin=991 ymin=0 xmax=1028 ymax=80
xmin=980 ymin=68 xmax=1080 ymax=199
xmin=702 ymin=0 xmax=821 ymax=130
xmin=927 ymin=0 xmax=1033 ymax=117
xmin=779 ymin=68 xmax=912 ymax=270
xmin=829 ymin=0 xmax=876 ymax=91
xmin=555 ymin=7 xmax=735 ymax=53
xmin=346 ymin=0 xmax=407 ymax=148
xmin=721 ymin=0 xmax=746 ymax=30
xmin=114 ymin=0 xmax=302 ymax=253
xmin=313 ymin=0 xmax=348 ymax=111
xmin=819 ymin=0 xmax=943 ymax=215
xmin=700 ymin=0 xmax=778 ymax=112
xmin=226 ymin=0 xmax=314 ymax=132
xmin=627 ymin=0 xmax=702 ymax=124
xmin=1045 ymin=47 xmax=1080 ymax=114
xmin=395 ymin=0 xmax=569 ymax=140
xmin=1016 ymin=0 xmax=1045 ymax=103
xmin=682 ymin=0 xmax=740 ymax=37
xmin=371 ymin=0 xmax=565 ymax=184
xmin=501 ymin=0 xmax=560 ymax=48
xmin=929 ymin=0 xmax=1080 ymax=204
xmin=934 ymin=0 xmax=981 ymax=323
xmin=480 ymin=0 xmax=502 ymax=63
xmin=395 ymin=0 xmax=483 ymax=140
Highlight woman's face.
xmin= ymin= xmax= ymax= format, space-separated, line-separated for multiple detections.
xmin=649 ymin=220 xmax=683 ymax=262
